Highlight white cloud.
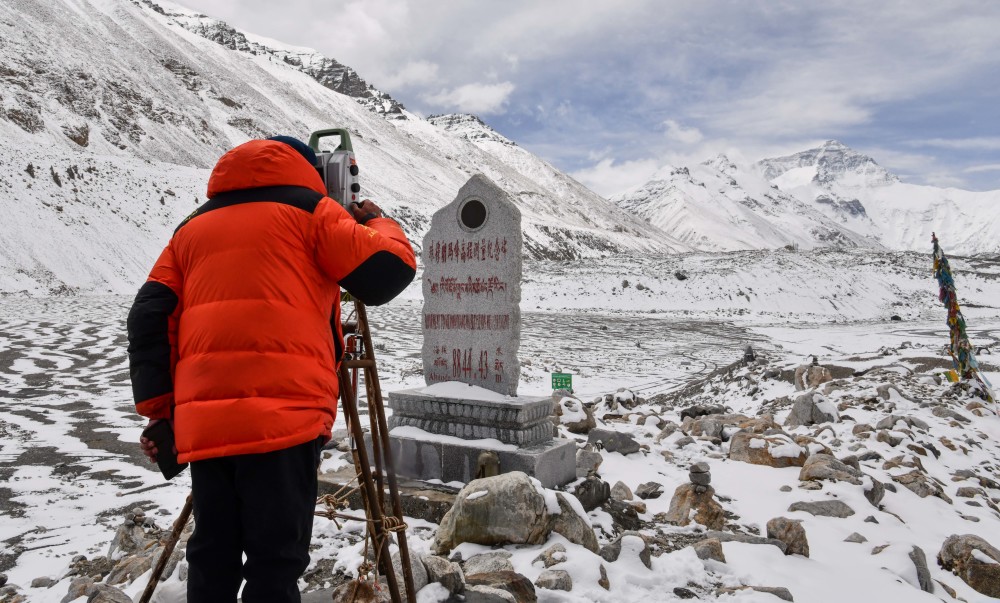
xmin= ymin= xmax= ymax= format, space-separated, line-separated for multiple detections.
xmin=964 ymin=164 xmax=1000 ymax=174
xmin=570 ymin=157 xmax=660 ymax=198
xmin=378 ymin=60 xmax=440 ymax=89
xmin=423 ymin=82 xmax=516 ymax=115
xmin=912 ymin=138 xmax=1000 ymax=151
xmin=662 ymin=120 xmax=702 ymax=145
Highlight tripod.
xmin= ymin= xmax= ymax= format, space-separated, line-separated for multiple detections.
xmin=315 ymin=297 xmax=416 ymax=603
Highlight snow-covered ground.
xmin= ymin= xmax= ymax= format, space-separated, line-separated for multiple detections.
xmin=1 ymin=251 xmax=998 ymax=601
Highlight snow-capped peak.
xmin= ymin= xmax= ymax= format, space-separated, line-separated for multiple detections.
xmin=757 ymin=140 xmax=899 ymax=188
xmin=428 ymin=114 xmax=517 ymax=147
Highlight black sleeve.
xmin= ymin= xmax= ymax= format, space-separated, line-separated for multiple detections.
xmin=127 ymin=281 xmax=179 ymax=407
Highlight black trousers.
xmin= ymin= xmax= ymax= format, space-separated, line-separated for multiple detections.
xmin=187 ymin=438 xmax=322 ymax=603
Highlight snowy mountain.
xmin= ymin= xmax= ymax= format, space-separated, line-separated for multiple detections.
xmin=612 ymin=154 xmax=880 ymax=252
xmin=616 ymin=140 xmax=1000 ymax=256
xmin=758 ymin=141 xmax=1000 ymax=255
xmin=0 ymin=0 xmax=683 ymax=295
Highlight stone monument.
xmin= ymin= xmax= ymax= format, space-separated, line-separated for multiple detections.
xmin=383 ymin=174 xmax=575 ymax=488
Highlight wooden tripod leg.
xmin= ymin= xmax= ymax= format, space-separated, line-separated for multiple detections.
xmin=138 ymin=493 xmax=193 ymax=603
xmin=338 ymin=362 xmax=403 ymax=603
xmin=356 ymin=303 xmax=417 ymax=603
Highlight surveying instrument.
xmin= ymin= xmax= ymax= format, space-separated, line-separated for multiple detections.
xmin=140 ymin=129 xmax=415 ymax=603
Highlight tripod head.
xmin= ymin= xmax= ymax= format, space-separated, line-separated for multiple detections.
xmin=309 ymin=128 xmax=361 ymax=208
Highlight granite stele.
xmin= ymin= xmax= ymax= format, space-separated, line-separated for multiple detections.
xmin=384 ymin=174 xmax=575 ymax=488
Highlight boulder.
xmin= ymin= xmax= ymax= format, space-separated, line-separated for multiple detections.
xmin=86 ymin=585 xmax=133 ymax=603
xmin=434 ymin=472 xmax=549 ymax=553
xmin=863 ymin=475 xmax=886 ymax=507
xmin=573 ymin=476 xmax=610 ymax=512
xmin=693 ymin=538 xmax=726 ymax=563
xmin=793 ymin=365 xmax=832 ymax=391
xmin=62 ymin=577 xmax=97 ymax=603
xmin=378 ymin=551 xmax=428 ymax=601
xmin=787 ymin=500 xmax=855 ymax=518
xmin=891 ymin=470 xmax=953 ymax=504
xmin=909 ymin=546 xmax=933 ymax=593
xmin=465 ymin=571 xmax=536 ymax=603
xmin=665 ymin=484 xmax=726 ymax=530
xmin=464 ymin=552 xmax=514 ymax=576
xmin=434 ymin=472 xmax=599 ymax=555
xmin=422 ymin=556 xmax=464 ymax=595
xmin=576 ymin=447 xmax=603 ymax=478
xmin=844 ymin=532 xmax=868 ymax=543
xmin=610 ymin=481 xmax=633 ymax=501
xmin=938 ymin=534 xmax=1000 ymax=597
xmin=331 ymin=580 xmax=390 ymax=603
xmin=463 ymin=584 xmax=516 ymax=603
xmin=635 ymin=482 xmax=664 ymax=499
xmin=718 ymin=586 xmax=794 ymax=601
xmin=704 ymin=531 xmax=787 ymax=554
xmin=534 ymin=569 xmax=572 ymax=592
xmin=605 ymin=499 xmax=641 ymax=532
xmin=554 ymin=397 xmax=596 ymax=434
xmin=679 ymin=404 xmax=727 ymax=421
xmin=798 ymin=453 xmax=861 ymax=485
xmin=784 ymin=392 xmax=838 ymax=428
xmin=766 ymin=517 xmax=809 ymax=557
xmin=532 ymin=544 xmax=567 ymax=569
xmin=729 ymin=431 xmax=807 ymax=468
xmin=587 ymin=429 xmax=640 ymax=455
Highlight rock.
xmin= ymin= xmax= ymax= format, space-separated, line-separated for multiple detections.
xmin=705 ymin=531 xmax=787 ymax=553
xmin=550 ymin=493 xmax=599 ymax=553
xmin=784 ymin=392 xmax=838 ymax=428
xmin=532 ymin=544 xmax=567 ymax=568
xmin=573 ymin=476 xmax=610 ymax=512
xmin=876 ymin=414 xmax=929 ymax=431
xmin=665 ymin=483 xmax=726 ymax=530
xmin=766 ymin=517 xmax=809 ymax=557
xmin=464 ymin=552 xmax=514 ymax=576
xmin=0 ymin=573 xmax=6 ymax=587
xmin=793 ymin=365 xmax=832 ymax=391
xmin=876 ymin=430 xmax=905 ymax=447
xmin=798 ymin=453 xmax=861 ymax=485
xmin=588 ymin=429 xmax=640 ymax=455
xmin=433 ymin=472 xmax=550 ymax=554
xmin=61 ymin=577 xmax=96 ymax=603
xmin=576 ymin=447 xmax=603 ymax=478
xmin=957 ymin=487 xmax=981 ymax=498
xmin=863 ymin=475 xmax=886 ymax=508
xmin=674 ymin=436 xmax=695 ymax=448
xmin=534 ymin=569 xmax=572 ymax=592
xmin=938 ymin=534 xmax=1000 ymax=597
xmin=679 ymin=404 xmax=726 ymax=421
xmin=891 ymin=470 xmax=953 ymax=503
xmin=693 ymin=538 xmax=726 ymax=563
xmin=673 ymin=587 xmax=697 ymax=599
xmin=106 ymin=521 xmax=149 ymax=560
xmin=379 ymin=551 xmax=426 ymax=600
xmin=653 ymin=422 xmax=679 ymax=443
xmin=462 ymin=584 xmax=515 ymax=603
xmin=555 ymin=396 xmax=597 ymax=434
xmin=31 ymin=577 xmax=57 ymax=588
xmin=690 ymin=471 xmax=711 ymax=486
xmin=932 ymin=406 xmax=971 ymax=423
xmin=909 ymin=545 xmax=933 ymax=593
xmin=610 ymin=481 xmax=633 ymax=501
xmin=780 ymin=485 xmax=792 ymax=492
xmin=852 ymin=423 xmax=874 ymax=436
xmin=605 ymin=499 xmax=642 ymax=532
xmin=844 ymin=532 xmax=868 ymax=543
xmin=422 ymin=556 xmax=464 ymax=595
xmin=787 ymin=500 xmax=855 ymax=518
xmin=86 ymin=585 xmax=133 ymax=603
xmin=598 ymin=565 xmax=610 ymax=590
xmin=729 ymin=431 xmax=807 ymax=468
xmin=465 ymin=571 xmax=536 ymax=603
xmin=599 ymin=532 xmax=652 ymax=569
xmin=331 ymin=580 xmax=390 ymax=603
xmin=106 ymin=552 xmax=153 ymax=586
xmin=635 ymin=482 xmax=664 ymax=499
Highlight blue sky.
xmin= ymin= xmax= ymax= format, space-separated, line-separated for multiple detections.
xmin=175 ymin=0 xmax=1000 ymax=196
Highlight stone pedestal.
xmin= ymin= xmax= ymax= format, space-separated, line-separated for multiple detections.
xmin=380 ymin=388 xmax=576 ymax=488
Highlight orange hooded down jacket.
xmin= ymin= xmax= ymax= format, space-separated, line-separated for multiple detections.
xmin=127 ymin=139 xmax=416 ymax=463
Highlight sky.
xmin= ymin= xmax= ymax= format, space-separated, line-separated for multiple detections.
xmin=172 ymin=0 xmax=1000 ymax=197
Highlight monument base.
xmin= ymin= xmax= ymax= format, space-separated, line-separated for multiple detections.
xmin=371 ymin=429 xmax=577 ymax=489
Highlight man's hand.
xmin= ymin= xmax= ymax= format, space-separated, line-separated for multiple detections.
xmin=139 ymin=419 xmax=175 ymax=463
xmin=350 ymin=200 xmax=383 ymax=224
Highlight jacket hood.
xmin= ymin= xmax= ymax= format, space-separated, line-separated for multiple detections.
xmin=207 ymin=139 xmax=327 ymax=198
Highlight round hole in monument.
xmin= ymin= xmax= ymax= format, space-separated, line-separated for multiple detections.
xmin=459 ymin=198 xmax=488 ymax=231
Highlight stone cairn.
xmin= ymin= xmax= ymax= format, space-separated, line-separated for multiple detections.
xmin=690 ymin=462 xmax=711 ymax=492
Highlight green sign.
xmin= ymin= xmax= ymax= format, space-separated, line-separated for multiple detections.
xmin=551 ymin=372 xmax=573 ymax=390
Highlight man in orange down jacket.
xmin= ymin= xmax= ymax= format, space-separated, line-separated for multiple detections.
xmin=126 ymin=136 xmax=416 ymax=603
